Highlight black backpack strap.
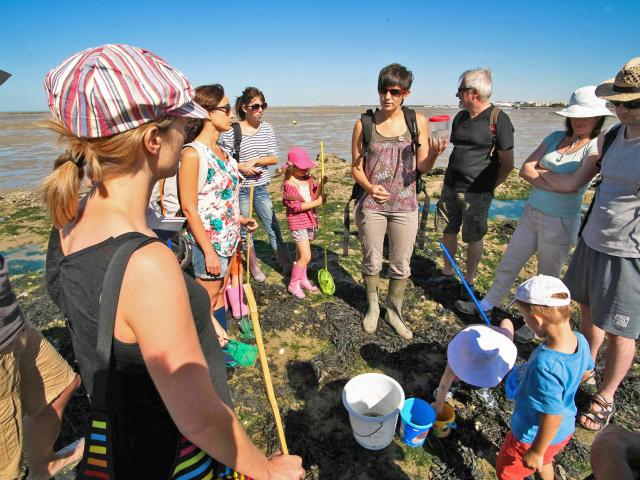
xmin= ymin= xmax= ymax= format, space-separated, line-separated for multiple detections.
xmin=402 ymin=106 xmax=420 ymax=153
xmin=578 ymin=124 xmax=623 ymax=237
xmin=360 ymin=109 xmax=376 ymax=152
xmin=343 ymin=202 xmax=351 ymax=256
xmin=91 ymin=236 xmax=158 ymax=411
xmin=488 ymin=106 xmax=501 ymax=158
xmin=231 ymin=122 xmax=242 ymax=161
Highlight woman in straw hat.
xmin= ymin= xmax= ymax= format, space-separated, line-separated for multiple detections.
xmin=43 ymin=44 xmax=304 ymax=479
xmin=455 ymin=86 xmax=614 ymax=343
xmin=561 ymin=57 xmax=640 ymax=431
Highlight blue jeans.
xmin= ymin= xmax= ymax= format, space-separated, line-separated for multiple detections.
xmin=239 ymin=185 xmax=284 ymax=251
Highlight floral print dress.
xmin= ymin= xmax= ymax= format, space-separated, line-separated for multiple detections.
xmin=187 ymin=141 xmax=242 ymax=258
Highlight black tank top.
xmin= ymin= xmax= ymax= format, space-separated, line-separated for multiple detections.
xmin=46 ymin=230 xmax=233 ymax=478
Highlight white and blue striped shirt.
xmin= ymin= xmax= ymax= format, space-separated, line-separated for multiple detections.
xmin=219 ymin=122 xmax=278 ymax=188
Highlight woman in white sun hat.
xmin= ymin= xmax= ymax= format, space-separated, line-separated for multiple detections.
xmin=455 ymin=85 xmax=614 ymax=343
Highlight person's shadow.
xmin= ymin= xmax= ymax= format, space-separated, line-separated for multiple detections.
xmin=285 ymin=360 xmax=412 ymax=480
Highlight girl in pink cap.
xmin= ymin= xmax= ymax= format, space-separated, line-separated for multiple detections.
xmin=282 ymin=147 xmax=327 ymax=298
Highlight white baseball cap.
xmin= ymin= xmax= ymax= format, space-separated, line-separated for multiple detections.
xmin=512 ymin=275 xmax=571 ymax=307
xmin=555 ymin=85 xmax=615 ymax=118
xmin=447 ymin=325 xmax=518 ymax=388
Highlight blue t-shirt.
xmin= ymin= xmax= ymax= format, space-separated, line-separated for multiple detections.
xmin=511 ymin=332 xmax=594 ymax=445
xmin=528 ymin=131 xmax=598 ymax=219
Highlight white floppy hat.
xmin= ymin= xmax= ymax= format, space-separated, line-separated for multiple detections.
xmin=513 ymin=275 xmax=571 ymax=307
xmin=555 ymin=86 xmax=615 ymax=118
xmin=447 ymin=325 xmax=517 ymax=388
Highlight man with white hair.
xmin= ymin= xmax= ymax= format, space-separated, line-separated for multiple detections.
xmin=430 ymin=68 xmax=515 ymax=301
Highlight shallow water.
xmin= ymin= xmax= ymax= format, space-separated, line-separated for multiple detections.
xmin=2 ymin=243 xmax=45 ymax=274
xmin=0 ymin=107 xmax=616 ymax=191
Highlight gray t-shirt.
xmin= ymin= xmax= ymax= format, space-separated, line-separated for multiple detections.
xmin=0 ymin=255 xmax=25 ymax=350
xmin=583 ymin=124 xmax=640 ymax=257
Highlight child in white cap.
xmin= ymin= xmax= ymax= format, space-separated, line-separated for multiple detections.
xmin=496 ymin=275 xmax=594 ymax=480
xmin=432 ymin=318 xmax=517 ymax=416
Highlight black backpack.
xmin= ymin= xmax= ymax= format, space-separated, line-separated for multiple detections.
xmin=343 ymin=107 xmax=424 ymax=255
xmin=578 ymin=123 xmax=623 ymax=237
xmin=230 ymin=122 xmax=243 ymax=161
xmin=350 ymin=106 xmax=422 ymax=200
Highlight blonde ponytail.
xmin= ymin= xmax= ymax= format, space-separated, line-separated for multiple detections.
xmin=41 ymin=151 xmax=85 ymax=227
xmin=40 ymin=116 xmax=175 ymax=228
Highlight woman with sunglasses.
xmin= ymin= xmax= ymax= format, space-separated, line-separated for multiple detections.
xmin=220 ymin=87 xmax=292 ymax=282
xmin=455 ymin=86 xmax=614 ymax=345
xmin=43 ymin=45 xmax=304 ymax=479
xmin=351 ymin=63 xmax=446 ymax=340
xmin=179 ymin=85 xmax=259 ymax=345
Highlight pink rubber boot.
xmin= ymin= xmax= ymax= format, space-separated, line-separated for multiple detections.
xmin=225 ymin=285 xmax=248 ymax=319
xmin=288 ymin=263 xmax=306 ymax=299
xmin=300 ymin=266 xmax=319 ymax=292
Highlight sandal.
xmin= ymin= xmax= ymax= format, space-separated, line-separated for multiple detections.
xmin=578 ymin=393 xmax=615 ymax=431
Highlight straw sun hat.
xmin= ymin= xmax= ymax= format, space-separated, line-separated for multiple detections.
xmin=555 ymin=86 xmax=615 ymax=118
xmin=595 ymin=57 xmax=640 ymax=102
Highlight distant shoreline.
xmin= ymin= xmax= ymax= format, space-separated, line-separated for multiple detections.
xmin=0 ymin=105 xmax=566 ymax=114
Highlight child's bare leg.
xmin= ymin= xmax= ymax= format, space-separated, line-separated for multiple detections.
xmin=539 ymin=461 xmax=555 ymax=480
xmin=295 ymin=240 xmax=312 ymax=267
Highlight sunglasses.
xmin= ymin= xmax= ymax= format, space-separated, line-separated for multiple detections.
xmin=611 ymin=99 xmax=640 ymax=110
xmin=246 ymin=103 xmax=268 ymax=111
xmin=211 ymin=104 xmax=232 ymax=115
xmin=457 ymin=87 xmax=474 ymax=94
xmin=379 ymin=87 xmax=405 ymax=97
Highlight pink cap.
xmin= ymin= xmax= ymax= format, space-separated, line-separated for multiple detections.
xmin=287 ymin=146 xmax=316 ymax=169
xmin=44 ymin=44 xmax=208 ymax=138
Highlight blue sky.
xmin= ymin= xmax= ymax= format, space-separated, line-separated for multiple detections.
xmin=1 ymin=0 xmax=638 ymax=111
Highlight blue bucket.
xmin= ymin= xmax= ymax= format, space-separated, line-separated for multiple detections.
xmin=505 ymin=363 xmax=528 ymax=401
xmin=399 ymin=398 xmax=436 ymax=447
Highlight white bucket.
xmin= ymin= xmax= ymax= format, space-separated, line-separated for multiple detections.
xmin=342 ymin=373 xmax=405 ymax=450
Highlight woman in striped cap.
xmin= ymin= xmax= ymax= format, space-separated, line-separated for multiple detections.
xmin=42 ymin=44 xmax=304 ymax=480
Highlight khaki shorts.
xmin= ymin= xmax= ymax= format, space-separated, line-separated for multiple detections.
xmin=0 ymin=322 xmax=78 ymax=478
xmin=435 ymin=184 xmax=493 ymax=243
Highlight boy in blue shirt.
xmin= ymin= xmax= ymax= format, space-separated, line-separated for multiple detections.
xmin=496 ymin=275 xmax=594 ymax=480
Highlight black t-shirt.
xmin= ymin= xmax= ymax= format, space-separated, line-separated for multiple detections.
xmin=444 ymin=106 xmax=514 ymax=193
xmin=46 ymin=230 xmax=232 ymax=478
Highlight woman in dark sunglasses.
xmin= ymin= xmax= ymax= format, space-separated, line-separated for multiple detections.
xmin=178 ymin=84 xmax=258 ymax=346
xmin=219 ymin=87 xmax=293 ymax=281
xmin=351 ymin=63 xmax=447 ymax=340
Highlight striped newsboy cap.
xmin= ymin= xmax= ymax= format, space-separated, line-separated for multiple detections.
xmin=44 ymin=44 xmax=208 ymax=138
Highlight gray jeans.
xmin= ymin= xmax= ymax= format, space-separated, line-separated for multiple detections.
xmin=485 ymin=205 xmax=579 ymax=306
xmin=355 ymin=208 xmax=419 ymax=279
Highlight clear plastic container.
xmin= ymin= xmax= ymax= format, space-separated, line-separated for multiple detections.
xmin=429 ymin=115 xmax=450 ymax=139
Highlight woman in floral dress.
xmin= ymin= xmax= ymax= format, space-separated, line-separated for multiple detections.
xmin=179 ymin=84 xmax=257 ymax=345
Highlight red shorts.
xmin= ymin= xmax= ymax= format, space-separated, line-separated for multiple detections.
xmin=496 ymin=430 xmax=572 ymax=480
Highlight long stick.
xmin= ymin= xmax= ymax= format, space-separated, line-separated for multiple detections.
xmin=439 ymin=242 xmax=491 ymax=326
xmin=243 ymin=285 xmax=289 ymax=454
xmin=243 ymin=183 xmax=289 ymax=454
xmin=320 ymin=141 xmax=328 ymax=269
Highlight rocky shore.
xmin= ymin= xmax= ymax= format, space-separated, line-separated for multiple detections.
xmin=3 ymin=156 xmax=637 ymax=479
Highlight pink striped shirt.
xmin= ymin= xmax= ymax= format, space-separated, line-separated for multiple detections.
xmin=283 ymin=179 xmax=318 ymax=231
